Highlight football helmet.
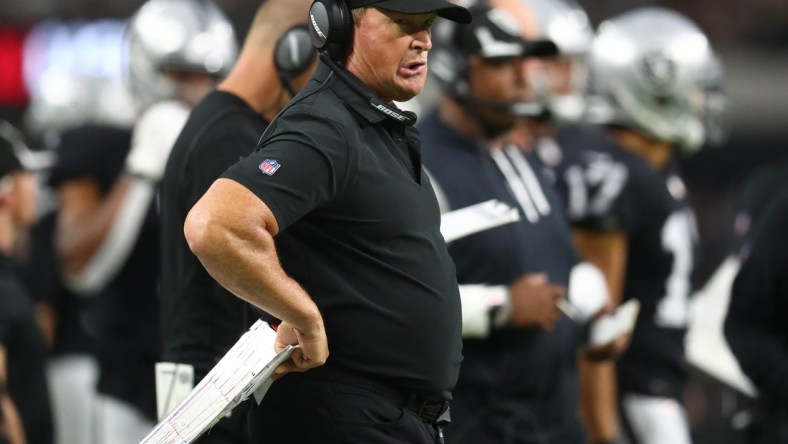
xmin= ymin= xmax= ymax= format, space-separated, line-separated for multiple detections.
xmin=25 ymin=73 xmax=137 ymax=136
xmin=524 ymin=0 xmax=594 ymax=121
xmin=694 ymin=52 xmax=729 ymax=147
xmin=125 ymin=0 xmax=238 ymax=111
xmin=584 ymin=7 xmax=723 ymax=153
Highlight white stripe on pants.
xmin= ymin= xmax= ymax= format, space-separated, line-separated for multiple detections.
xmin=621 ymin=393 xmax=692 ymax=444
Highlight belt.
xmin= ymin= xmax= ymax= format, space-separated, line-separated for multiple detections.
xmin=304 ymin=365 xmax=450 ymax=425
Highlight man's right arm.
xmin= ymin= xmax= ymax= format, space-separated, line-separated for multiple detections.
xmin=572 ymin=229 xmax=628 ymax=444
xmin=184 ymin=178 xmax=328 ymax=375
xmin=458 ymin=274 xmax=566 ymax=338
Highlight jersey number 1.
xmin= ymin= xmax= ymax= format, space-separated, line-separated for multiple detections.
xmin=655 ymin=209 xmax=696 ymax=328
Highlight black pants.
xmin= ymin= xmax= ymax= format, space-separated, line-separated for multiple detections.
xmin=749 ymin=400 xmax=788 ymax=444
xmin=249 ymin=369 xmax=441 ymax=443
xmin=446 ymin=384 xmax=586 ymax=444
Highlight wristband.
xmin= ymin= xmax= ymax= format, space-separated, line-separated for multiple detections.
xmin=487 ymin=286 xmax=511 ymax=328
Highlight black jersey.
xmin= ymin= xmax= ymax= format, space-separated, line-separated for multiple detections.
xmin=48 ymin=125 xmax=160 ymax=420
xmin=0 ymin=254 xmax=54 ymax=444
xmin=556 ymin=125 xmax=696 ymax=399
xmin=159 ymin=91 xmax=267 ymax=377
xmin=420 ymin=112 xmax=584 ymax=443
xmin=222 ymin=62 xmax=462 ymax=399
xmin=725 ymin=189 xmax=788 ymax=404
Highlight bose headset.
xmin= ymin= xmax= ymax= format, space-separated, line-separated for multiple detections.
xmin=305 ymin=0 xmax=417 ymax=125
xmin=307 ymin=0 xmax=354 ymax=62
xmin=274 ymin=24 xmax=318 ymax=96
xmin=429 ymin=17 xmax=470 ymax=100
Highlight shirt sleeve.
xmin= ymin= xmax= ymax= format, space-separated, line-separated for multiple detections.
xmin=185 ymin=133 xmax=260 ymax=209
xmin=221 ymin=113 xmax=349 ymax=231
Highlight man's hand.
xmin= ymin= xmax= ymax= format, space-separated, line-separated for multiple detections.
xmin=584 ymin=304 xmax=631 ymax=361
xmin=271 ymin=320 xmax=329 ymax=379
xmin=508 ymin=273 xmax=567 ymax=331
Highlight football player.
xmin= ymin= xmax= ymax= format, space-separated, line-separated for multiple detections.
xmin=553 ymin=7 xmax=726 ymax=444
xmin=51 ymin=1 xmax=237 ymax=442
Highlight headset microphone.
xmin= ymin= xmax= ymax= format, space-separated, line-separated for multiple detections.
xmin=509 ymin=101 xmax=546 ymax=118
xmin=455 ymin=94 xmax=545 ymax=118
xmin=319 ymin=52 xmax=417 ymax=126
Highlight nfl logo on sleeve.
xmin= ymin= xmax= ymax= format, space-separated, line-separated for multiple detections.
xmin=259 ymin=159 xmax=281 ymax=176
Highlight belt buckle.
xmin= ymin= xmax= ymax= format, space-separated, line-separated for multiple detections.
xmin=415 ymin=399 xmax=430 ymax=419
xmin=416 ymin=400 xmax=449 ymax=424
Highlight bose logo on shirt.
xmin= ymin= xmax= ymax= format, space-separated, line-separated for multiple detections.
xmin=370 ymin=98 xmax=415 ymax=124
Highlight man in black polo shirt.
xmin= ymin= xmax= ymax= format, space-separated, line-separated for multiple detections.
xmin=158 ymin=0 xmax=316 ymax=442
xmin=421 ymin=1 xmax=617 ymax=442
xmin=184 ymin=1 xmax=471 ymax=443
xmin=0 ymin=122 xmax=53 ymax=444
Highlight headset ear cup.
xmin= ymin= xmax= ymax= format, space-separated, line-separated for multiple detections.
xmin=275 ymin=24 xmax=318 ymax=80
xmin=308 ymin=0 xmax=352 ymax=61
xmin=453 ymin=50 xmax=469 ymax=97
xmin=430 ymin=20 xmax=468 ymax=98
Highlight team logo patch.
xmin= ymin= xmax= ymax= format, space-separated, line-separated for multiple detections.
xmin=640 ymin=50 xmax=677 ymax=94
xmin=259 ymin=159 xmax=281 ymax=176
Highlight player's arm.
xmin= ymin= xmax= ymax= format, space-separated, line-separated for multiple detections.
xmin=185 ymin=178 xmax=328 ymax=375
xmin=55 ymin=102 xmax=188 ymax=294
xmin=573 ymin=230 xmax=628 ymax=307
xmin=459 ymin=274 xmax=566 ymax=338
xmin=0 ymin=346 xmax=26 ymax=444
xmin=572 ymin=228 xmax=628 ymax=444
xmin=54 ymin=175 xmax=155 ymax=294
xmin=33 ymin=302 xmax=56 ymax=350
xmin=55 ymin=176 xmax=127 ymax=274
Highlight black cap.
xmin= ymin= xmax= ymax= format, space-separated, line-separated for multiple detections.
xmin=0 ymin=137 xmax=23 ymax=179
xmin=0 ymin=121 xmax=55 ymax=179
xmin=349 ymin=0 xmax=472 ymax=24
xmin=456 ymin=4 xmax=557 ymax=59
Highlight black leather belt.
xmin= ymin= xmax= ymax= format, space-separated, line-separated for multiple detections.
xmin=304 ymin=365 xmax=450 ymax=425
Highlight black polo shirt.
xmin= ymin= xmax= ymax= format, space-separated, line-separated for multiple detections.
xmin=222 ymin=61 xmax=463 ymax=399
xmin=160 ymin=91 xmax=265 ymax=378
xmin=420 ymin=112 xmax=584 ymax=443
xmin=0 ymin=254 xmax=53 ymax=444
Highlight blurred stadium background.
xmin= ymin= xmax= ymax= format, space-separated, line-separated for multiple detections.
xmin=1 ymin=0 xmax=787 ymax=442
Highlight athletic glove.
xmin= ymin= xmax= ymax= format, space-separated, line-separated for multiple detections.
xmin=126 ymin=100 xmax=189 ymax=181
